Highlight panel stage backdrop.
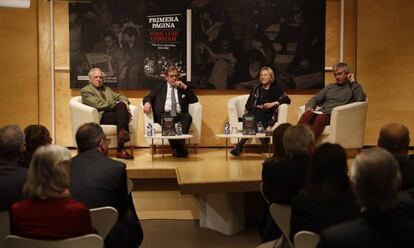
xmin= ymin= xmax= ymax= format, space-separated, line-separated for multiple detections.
xmin=69 ymin=0 xmax=325 ymax=90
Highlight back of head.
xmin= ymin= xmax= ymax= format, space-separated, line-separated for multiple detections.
xmin=351 ymin=147 xmax=401 ymax=210
xmin=283 ymin=125 xmax=314 ymax=157
xmin=23 ymin=144 xmax=71 ymax=199
xmin=305 ymin=143 xmax=350 ymax=200
xmin=24 ymin=124 xmax=52 ymax=154
xmin=271 ymin=123 xmax=292 ymax=161
xmin=76 ymin=122 xmax=105 ymax=153
xmin=0 ymin=125 xmax=24 ymax=161
xmin=378 ymin=122 xmax=410 ymax=155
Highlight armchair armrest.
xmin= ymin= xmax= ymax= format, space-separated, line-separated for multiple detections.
xmin=329 ymin=101 xmax=368 ymax=148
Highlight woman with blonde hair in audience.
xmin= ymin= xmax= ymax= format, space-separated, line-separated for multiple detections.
xmin=10 ymin=144 xmax=93 ymax=240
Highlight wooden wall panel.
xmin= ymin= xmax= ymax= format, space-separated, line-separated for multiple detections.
xmin=0 ymin=1 xmax=38 ymax=127
xmin=357 ymin=0 xmax=414 ymax=145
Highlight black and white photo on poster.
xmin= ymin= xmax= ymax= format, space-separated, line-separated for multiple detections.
xmin=69 ymin=0 xmax=188 ymax=89
xmin=189 ymin=0 xmax=326 ymax=90
xmin=68 ymin=0 xmax=325 ymax=90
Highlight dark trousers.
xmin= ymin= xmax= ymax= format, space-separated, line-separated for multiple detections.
xmin=100 ymin=102 xmax=130 ymax=150
xmin=297 ymin=110 xmax=330 ymax=139
xmin=159 ymin=112 xmax=192 ymax=153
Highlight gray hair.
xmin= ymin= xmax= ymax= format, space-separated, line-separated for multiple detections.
xmin=0 ymin=125 xmax=25 ymax=161
xmin=88 ymin=68 xmax=103 ymax=81
xmin=351 ymin=147 xmax=401 ymax=210
xmin=76 ymin=122 xmax=105 ymax=153
xmin=283 ymin=125 xmax=315 ymax=156
xmin=23 ymin=144 xmax=71 ymax=199
xmin=332 ymin=62 xmax=350 ymax=73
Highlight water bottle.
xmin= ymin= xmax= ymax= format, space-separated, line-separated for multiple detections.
xmin=175 ymin=122 xmax=183 ymax=135
xmin=146 ymin=123 xmax=153 ymax=137
xmin=224 ymin=121 xmax=230 ymax=135
xmin=257 ymin=122 xmax=264 ymax=134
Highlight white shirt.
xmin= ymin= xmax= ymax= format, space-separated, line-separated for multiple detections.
xmin=164 ymin=85 xmax=182 ymax=113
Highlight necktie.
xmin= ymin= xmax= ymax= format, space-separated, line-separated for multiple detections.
xmin=171 ymin=86 xmax=177 ymax=116
xmin=98 ymin=87 xmax=106 ymax=100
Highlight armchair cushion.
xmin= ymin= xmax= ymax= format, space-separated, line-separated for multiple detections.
xmin=142 ymin=102 xmax=203 ymax=145
xmin=297 ymin=101 xmax=368 ymax=149
xmin=69 ymin=96 xmax=138 ymax=148
xmin=227 ymin=95 xmax=289 ymax=144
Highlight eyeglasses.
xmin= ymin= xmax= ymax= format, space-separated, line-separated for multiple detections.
xmin=167 ymin=74 xmax=179 ymax=78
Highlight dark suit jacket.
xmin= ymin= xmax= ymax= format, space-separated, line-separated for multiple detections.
xmin=395 ymin=155 xmax=414 ymax=190
xmin=262 ymin=154 xmax=310 ymax=204
xmin=0 ymin=157 xmax=27 ymax=211
xmin=318 ymin=208 xmax=414 ymax=248
xmin=290 ymin=189 xmax=359 ymax=240
xmin=142 ymin=82 xmax=198 ymax=124
xmin=69 ymin=149 xmax=128 ymax=217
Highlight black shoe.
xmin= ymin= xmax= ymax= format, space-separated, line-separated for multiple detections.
xmin=172 ymin=147 xmax=188 ymax=158
xmin=230 ymin=147 xmax=242 ymax=156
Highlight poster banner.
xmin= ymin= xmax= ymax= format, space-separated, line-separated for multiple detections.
xmin=69 ymin=0 xmax=325 ymax=90
xmin=143 ymin=12 xmax=187 ymax=88
xmin=69 ymin=0 xmax=187 ymax=89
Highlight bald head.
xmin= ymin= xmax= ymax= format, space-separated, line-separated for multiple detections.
xmin=0 ymin=125 xmax=25 ymax=161
xmin=378 ymin=123 xmax=410 ymax=155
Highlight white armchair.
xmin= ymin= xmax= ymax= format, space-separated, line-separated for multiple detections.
xmin=297 ymin=101 xmax=368 ymax=149
xmin=227 ymin=95 xmax=289 ymax=144
xmin=69 ymin=96 xmax=138 ymax=151
xmin=142 ymin=102 xmax=203 ymax=152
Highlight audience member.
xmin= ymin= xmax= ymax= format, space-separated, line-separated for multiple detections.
xmin=266 ymin=123 xmax=293 ymax=163
xmin=290 ymin=143 xmax=359 ymax=241
xmin=0 ymin=125 xmax=27 ymax=211
xmin=298 ymin=62 xmax=366 ymax=139
xmin=10 ymin=145 xmax=93 ymax=240
xmin=262 ymin=125 xmax=314 ymax=204
xmin=258 ymin=122 xmax=292 ymax=243
xmin=81 ymin=67 xmax=133 ymax=159
xmin=378 ymin=122 xmax=414 ymax=190
xmin=143 ymin=65 xmax=199 ymax=157
xmin=231 ymin=67 xmax=291 ymax=156
xmin=318 ymin=147 xmax=414 ymax=248
xmin=22 ymin=124 xmax=52 ymax=168
xmin=70 ymin=122 xmax=143 ymax=248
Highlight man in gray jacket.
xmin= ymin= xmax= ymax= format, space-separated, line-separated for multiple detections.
xmin=298 ymin=62 xmax=366 ymax=138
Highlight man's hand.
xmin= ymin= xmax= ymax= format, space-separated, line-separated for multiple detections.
xmin=143 ymin=102 xmax=152 ymax=114
xmin=347 ymin=73 xmax=356 ymax=83
xmin=174 ymin=80 xmax=188 ymax=90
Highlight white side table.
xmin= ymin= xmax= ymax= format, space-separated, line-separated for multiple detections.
xmin=145 ymin=134 xmax=194 ymax=160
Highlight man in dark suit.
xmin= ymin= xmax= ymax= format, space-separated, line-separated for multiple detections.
xmin=318 ymin=147 xmax=414 ymax=248
xmin=70 ymin=122 xmax=143 ymax=248
xmin=143 ymin=65 xmax=198 ymax=157
xmin=0 ymin=125 xmax=27 ymax=211
xmin=378 ymin=122 xmax=414 ymax=190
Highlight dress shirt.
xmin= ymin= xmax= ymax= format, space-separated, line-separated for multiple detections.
xmin=164 ymin=85 xmax=182 ymax=113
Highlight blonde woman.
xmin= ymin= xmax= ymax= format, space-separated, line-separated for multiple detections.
xmin=10 ymin=145 xmax=93 ymax=240
xmin=231 ymin=66 xmax=291 ymax=156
